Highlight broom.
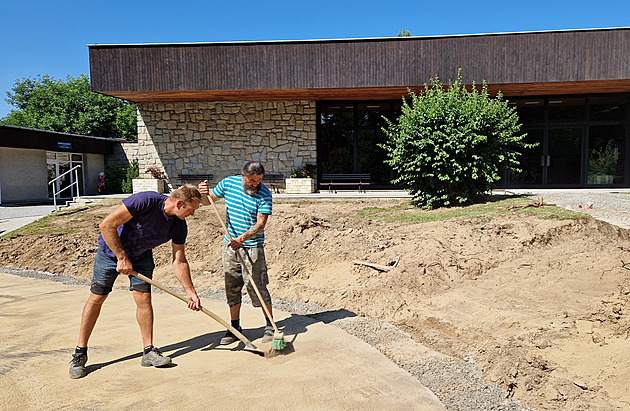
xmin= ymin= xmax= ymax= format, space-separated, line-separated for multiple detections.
xmin=130 ymin=271 xmax=265 ymax=356
xmin=207 ymin=194 xmax=287 ymax=351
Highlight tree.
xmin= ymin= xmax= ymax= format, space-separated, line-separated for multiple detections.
xmin=381 ymin=70 xmax=529 ymax=209
xmin=397 ymin=30 xmax=412 ymax=37
xmin=2 ymin=74 xmax=137 ymax=141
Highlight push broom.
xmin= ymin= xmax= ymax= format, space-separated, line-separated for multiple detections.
xmin=130 ymin=271 xmax=266 ymax=356
xmin=207 ymin=194 xmax=287 ymax=351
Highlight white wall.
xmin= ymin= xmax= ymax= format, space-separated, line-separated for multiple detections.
xmin=0 ymin=147 xmax=48 ymax=203
xmin=84 ymin=153 xmax=105 ymax=195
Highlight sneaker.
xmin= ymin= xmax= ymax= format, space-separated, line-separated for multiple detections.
xmin=219 ymin=326 xmax=242 ymax=345
xmin=69 ymin=353 xmax=88 ymax=379
xmin=141 ymin=347 xmax=172 ymax=367
xmin=261 ymin=325 xmax=274 ymax=343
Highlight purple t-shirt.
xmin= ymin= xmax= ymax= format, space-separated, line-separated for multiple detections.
xmin=98 ymin=191 xmax=188 ymax=259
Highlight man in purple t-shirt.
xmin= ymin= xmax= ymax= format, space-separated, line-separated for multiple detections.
xmin=69 ymin=185 xmax=203 ymax=379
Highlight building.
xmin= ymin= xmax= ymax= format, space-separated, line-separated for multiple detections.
xmin=0 ymin=124 xmax=119 ymax=204
xmin=88 ymin=27 xmax=630 ymax=190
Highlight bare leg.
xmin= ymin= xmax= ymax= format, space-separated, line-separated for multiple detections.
xmin=263 ymin=304 xmax=273 ymax=321
xmin=77 ymin=293 xmax=108 ymax=347
xmin=229 ymin=303 xmax=241 ymax=321
xmin=133 ymin=291 xmax=154 ymax=348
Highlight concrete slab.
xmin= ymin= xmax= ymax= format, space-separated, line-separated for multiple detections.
xmin=0 ymin=273 xmax=445 ymax=410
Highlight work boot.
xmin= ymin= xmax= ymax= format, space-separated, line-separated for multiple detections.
xmin=69 ymin=353 xmax=88 ymax=379
xmin=261 ymin=325 xmax=274 ymax=343
xmin=141 ymin=347 xmax=172 ymax=367
xmin=219 ymin=326 xmax=242 ymax=345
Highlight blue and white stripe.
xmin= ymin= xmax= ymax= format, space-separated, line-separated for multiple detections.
xmin=212 ymin=175 xmax=272 ymax=247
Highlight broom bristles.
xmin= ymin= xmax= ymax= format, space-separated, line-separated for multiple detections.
xmin=272 ymin=331 xmax=286 ymax=351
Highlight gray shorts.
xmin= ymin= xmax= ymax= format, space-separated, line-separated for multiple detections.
xmin=222 ymin=242 xmax=270 ymax=308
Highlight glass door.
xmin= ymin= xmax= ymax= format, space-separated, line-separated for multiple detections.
xmin=510 ymin=127 xmax=583 ymax=187
xmin=547 ymin=127 xmax=583 ymax=186
xmin=46 ymin=152 xmax=83 ymax=199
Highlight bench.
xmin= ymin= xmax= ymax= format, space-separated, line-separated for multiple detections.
xmin=177 ymin=173 xmax=214 ymax=185
xmin=321 ymin=173 xmax=371 ymax=193
xmin=263 ymin=173 xmax=284 ymax=193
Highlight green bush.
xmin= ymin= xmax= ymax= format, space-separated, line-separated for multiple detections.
xmin=381 ymin=70 xmax=530 ymax=209
xmin=121 ymin=159 xmax=139 ymax=194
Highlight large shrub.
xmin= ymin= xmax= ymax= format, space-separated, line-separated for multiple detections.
xmin=381 ymin=71 xmax=529 ymax=209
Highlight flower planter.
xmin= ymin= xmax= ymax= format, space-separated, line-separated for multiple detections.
xmin=132 ymin=178 xmax=165 ymax=193
xmin=285 ymin=178 xmax=317 ymax=194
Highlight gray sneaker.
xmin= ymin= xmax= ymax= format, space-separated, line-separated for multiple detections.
xmin=69 ymin=353 xmax=88 ymax=379
xmin=261 ymin=325 xmax=274 ymax=343
xmin=219 ymin=326 xmax=242 ymax=345
xmin=141 ymin=347 xmax=172 ymax=367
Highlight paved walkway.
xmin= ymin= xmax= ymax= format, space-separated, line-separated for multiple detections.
xmin=500 ymin=188 xmax=630 ymax=229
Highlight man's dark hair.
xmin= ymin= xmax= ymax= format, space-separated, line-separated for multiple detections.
xmin=242 ymin=161 xmax=265 ymax=176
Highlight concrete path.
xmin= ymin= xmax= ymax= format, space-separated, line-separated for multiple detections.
xmin=0 ymin=204 xmax=56 ymax=236
xmin=0 ymin=272 xmax=445 ymax=410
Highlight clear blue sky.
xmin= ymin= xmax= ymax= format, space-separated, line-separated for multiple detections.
xmin=2 ymin=0 xmax=629 ymax=118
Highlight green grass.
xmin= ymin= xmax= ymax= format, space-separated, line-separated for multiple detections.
xmin=1 ymin=206 xmax=107 ymax=239
xmin=355 ymin=195 xmax=587 ymax=223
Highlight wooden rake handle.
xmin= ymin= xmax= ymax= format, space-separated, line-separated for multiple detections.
xmin=207 ymin=195 xmax=280 ymax=335
xmin=130 ymin=271 xmax=258 ymax=350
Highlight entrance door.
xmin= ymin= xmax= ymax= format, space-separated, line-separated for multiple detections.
xmin=47 ymin=152 xmax=83 ymax=199
xmin=510 ymin=127 xmax=583 ymax=187
xmin=547 ymin=127 xmax=583 ymax=186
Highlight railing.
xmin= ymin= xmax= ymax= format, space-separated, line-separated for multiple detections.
xmin=49 ymin=165 xmax=81 ymax=211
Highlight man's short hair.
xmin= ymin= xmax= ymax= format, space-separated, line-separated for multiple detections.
xmin=171 ymin=184 xmax=202 ymax=204
xmin=242 ymin=161 xmax=265 ymax=176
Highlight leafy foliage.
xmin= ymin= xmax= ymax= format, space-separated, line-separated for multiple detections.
xmin=121 ymin=159 xmax=140 ymax=194
xmin=381 ymin=70 xmax=529 ymax=209
xmin=2 ymin=74 xmax=137 ymax=141
xmin=289 ymin=163 xmax=317 ymax=178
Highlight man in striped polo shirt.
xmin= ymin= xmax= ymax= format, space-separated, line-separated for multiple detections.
xmin=199 ymin=161 xmax=275 ymax=344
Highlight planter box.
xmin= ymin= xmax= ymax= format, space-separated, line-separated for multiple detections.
xmin=285 ymin=178 xmax=317 ymax=194
xmin=133 ymin=178 xmax=165 ymax=193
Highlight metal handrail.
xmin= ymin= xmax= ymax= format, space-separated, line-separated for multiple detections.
xmin=49 ymin=165 xmax=81 ymax=211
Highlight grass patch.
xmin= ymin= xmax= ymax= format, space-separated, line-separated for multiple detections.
xmin=356 ymin=195 xmax=588 ymax=223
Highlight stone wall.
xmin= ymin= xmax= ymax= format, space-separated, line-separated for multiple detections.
xmin=130 ymin=101 xmax=317 ymax=191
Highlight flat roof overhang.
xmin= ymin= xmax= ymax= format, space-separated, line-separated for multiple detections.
xmin=97 ymin=79 xmax=630 ymax=103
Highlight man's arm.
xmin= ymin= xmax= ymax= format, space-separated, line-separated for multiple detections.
xmin=99 ymin=204 xmax=133 ymax=275
xmin=172 ymin=243 xmax=201 ymax=310
xmin=198 ymin=180 xmax=221 ymax=206
xmin=229 ymin=213 xmax=269 ymax=250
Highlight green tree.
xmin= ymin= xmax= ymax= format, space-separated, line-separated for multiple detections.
xmin=2 ymin=74 xmax=137 ymax=141
xmin=397 ymin=30 xmax=412 ymax=37
xmin=381 ymin=70 xmax=529 ymax=209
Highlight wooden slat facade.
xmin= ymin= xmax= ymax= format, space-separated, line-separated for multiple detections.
xmin=89 ymin=28 xmax=630 ymax=101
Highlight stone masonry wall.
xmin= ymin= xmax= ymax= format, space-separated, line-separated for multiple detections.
xmin=132 ymin=101 xmax=317 ymax=191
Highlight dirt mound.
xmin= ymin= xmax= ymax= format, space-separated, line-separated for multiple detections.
xmin=2 ymin=198 xmax=630 ymax=410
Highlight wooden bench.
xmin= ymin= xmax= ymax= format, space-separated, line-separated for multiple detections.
xmin=263 ymin=173 xmax=284 ymax=193
xmin=321 ymin=173 xmax=371 ymax=193
xmin=177 ymin=173 xmax=214 ymax=185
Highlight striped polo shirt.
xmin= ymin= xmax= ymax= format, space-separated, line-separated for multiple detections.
xmin=212 ymin=175 xmax=272 ymax=248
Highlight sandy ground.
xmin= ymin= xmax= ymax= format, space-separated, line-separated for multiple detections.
xmin=0 ymin=272 xmax=443 ymax=410
xmin=2 ymin=197 xmax=630 ymax=410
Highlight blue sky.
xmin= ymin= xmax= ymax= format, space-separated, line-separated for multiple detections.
xmin=1 ymin=0 xmax=629 ymax=118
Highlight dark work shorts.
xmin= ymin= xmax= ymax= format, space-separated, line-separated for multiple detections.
xmin=90 ymin=248 xmax=155 ymax=295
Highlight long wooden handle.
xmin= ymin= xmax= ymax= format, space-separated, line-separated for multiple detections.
xmin=131 ymin=271 xmax=258 ymax=350
xmin=208 ymin=195 xmax=280 ymax=334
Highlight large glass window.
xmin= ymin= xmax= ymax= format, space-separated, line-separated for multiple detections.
xmin=507 ymin=94 xmax=628 ymax=188
xmin=587 ymin=125 xmax=625 ymax=185
xmin=547 ymin=97 xmax=585 ymax=123
xmin=319 ymin=102 xmax=399 ymax=187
